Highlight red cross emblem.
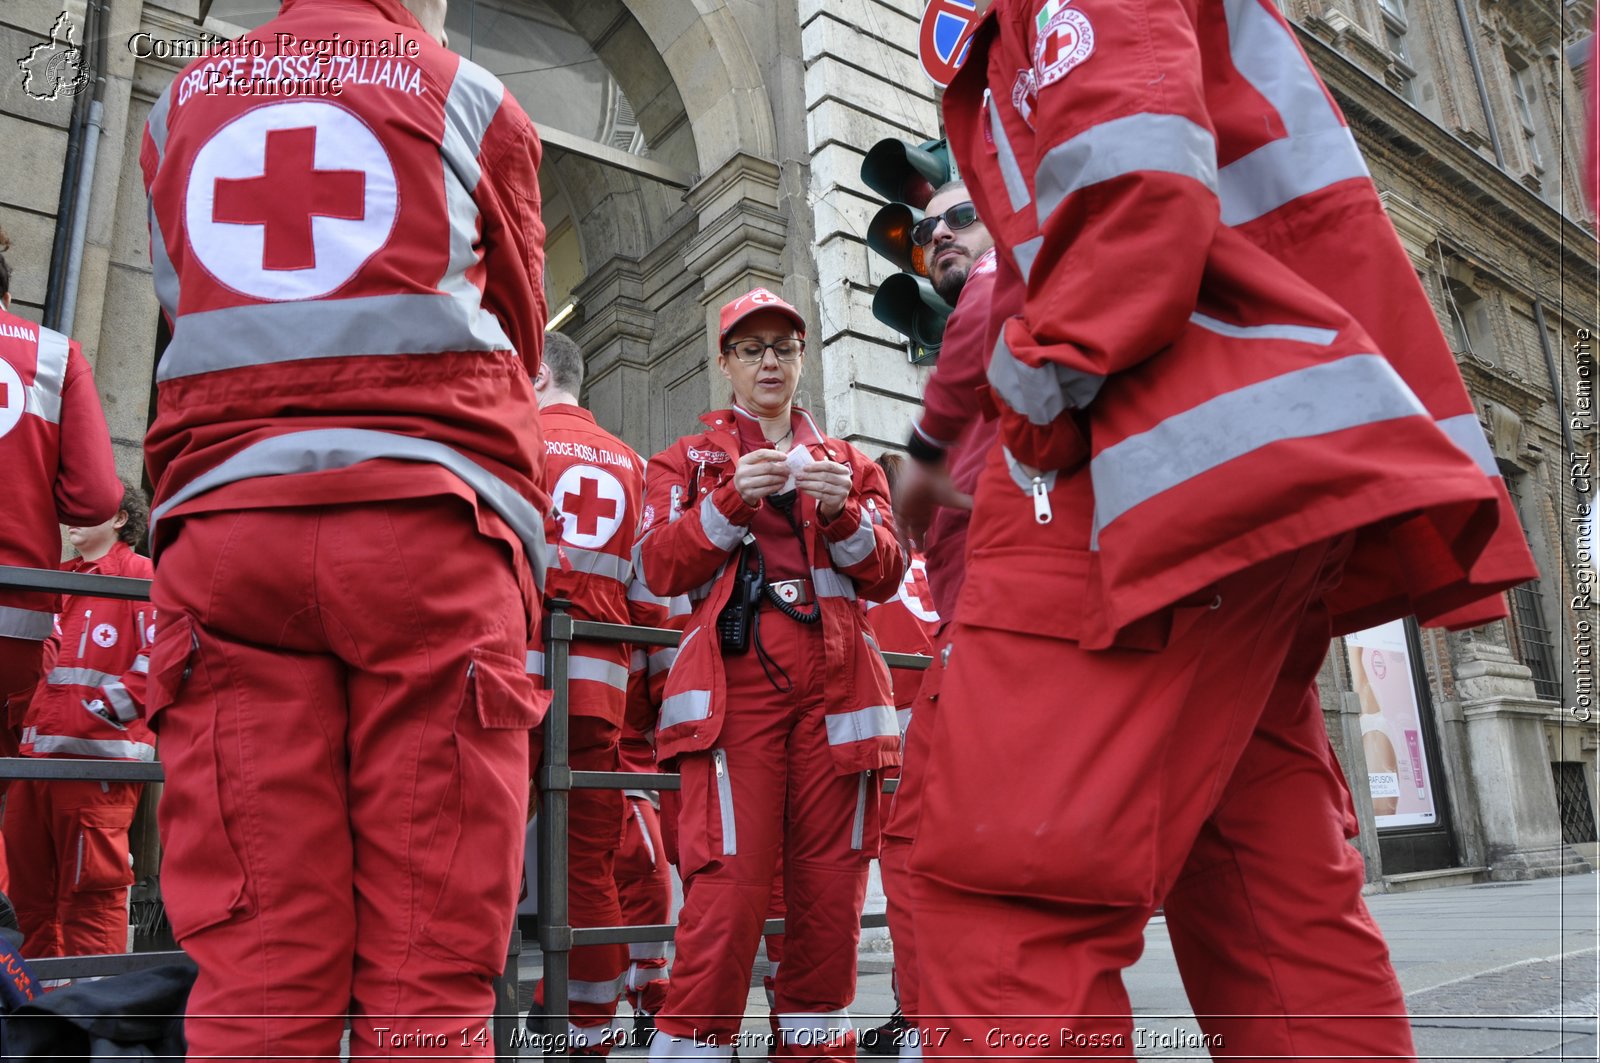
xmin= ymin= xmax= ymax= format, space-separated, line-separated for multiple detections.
xmin=0 ymin=356 xmax=23 ymax=440
xmin=562 ymin=476 xmax=620 ymax=537
xmin=1034 ymin=8 xmax=1094 ymax=87
xmin=213 ymin=126 xmax=366 ymax=272
xmin=899 ymin=559 xmax=940 ymax=623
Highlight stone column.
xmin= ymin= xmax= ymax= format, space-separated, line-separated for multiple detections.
xmin=1457 ymin=631 xmax=1588 ymax=878
xmin=570 ymin=257 xmax=654 ymax=442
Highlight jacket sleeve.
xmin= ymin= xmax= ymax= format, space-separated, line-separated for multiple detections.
xmin=821 ymin=446 xmax=905 ymax=603
xmin=477 ymin=93 xmax=547 ymax=378
xmin=636 ymin=444 xmax=757 ymax=598
xmin=54 ymin=344 xmax=123 ymax=527
xmin=910 ymin=267 xmax=997 ymax=462
xmin=987 ymin=0 xmax=1219 ymax=463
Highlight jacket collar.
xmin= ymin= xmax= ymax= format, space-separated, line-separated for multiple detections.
xmin=704 ymin=405 xmax=826 ymax=450
xmin=66 ymin=541 xmax=136 ymax=576
xmin=544 ymin=402 xmax=597 ymax=426
xmin=280 ymin=0 xmax=424 ymax=32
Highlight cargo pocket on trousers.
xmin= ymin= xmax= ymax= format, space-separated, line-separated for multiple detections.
xmin=676 ymin=748 xmax=734 ymax=879
xmin=849 ymin=769 xmax=882 ymax=859
xmin=418 ymin=645 xmax=540 ymax=976
xmin=146 ymin=615 xmax=255 ymax=939
xmin=71 ymin=805 xmax=136 ymax=893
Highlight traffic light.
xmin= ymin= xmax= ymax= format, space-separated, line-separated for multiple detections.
xmin=861 ymin=138 xmax=957 ymax=365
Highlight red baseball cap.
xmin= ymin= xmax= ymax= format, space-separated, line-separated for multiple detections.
xmin=718 ymin=288 xmax=806 ymax=346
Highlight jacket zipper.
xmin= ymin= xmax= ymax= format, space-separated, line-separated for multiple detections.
xmin=851 ymin=771 xmax=871 ymax=850
xmin=713 ymin=749 xmax=736 ymax=856
xmin=1031 ymin=477 xmax=1053 ymax=524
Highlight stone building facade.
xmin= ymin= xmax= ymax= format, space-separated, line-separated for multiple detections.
xmin=0 ymin=0 xmax=1595 ymax=889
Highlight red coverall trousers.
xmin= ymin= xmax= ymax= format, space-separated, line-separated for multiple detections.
xmin=149 ymin=498 xmax=537 ymax=1060
xmin=653 ymin=612 xmax=876 ymax=1059
xmin=909 ymin=464 xmax=1412 ymax=1060
xmin=0 ymin=635 xmax=46 ymax=893
xmin=4 ymin=778 xmax=140 ymax=957
xmin=616 ymin=794 xmax=672 ymax=1018
xmin=535 ymin=713 xmax=629 ymax=1048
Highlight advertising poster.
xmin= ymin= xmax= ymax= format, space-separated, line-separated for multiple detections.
xmin=1343 ymin=620 xmax=1439 ymax=829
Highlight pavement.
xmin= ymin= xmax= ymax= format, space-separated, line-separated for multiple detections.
xmin=516 ymin=871 xmax=1599 ymax=1060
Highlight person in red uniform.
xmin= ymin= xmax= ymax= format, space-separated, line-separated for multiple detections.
xmin=0 ymin=230 xmax=122 ymax=894
xmin=137 ymin=0 xmax=549 ymax=1055
xmin=4 ymin=481 xmax=154 ymax=959
xmin=528 ymin=331 xmax=657 ymax=1052
xmin=636 ymin=289 xmax=904 ymax=1060
xmin=910 ymin=1 xmax=1538 ymax=1057
xmin=875 ymin=183 xmax=999 ymax=1061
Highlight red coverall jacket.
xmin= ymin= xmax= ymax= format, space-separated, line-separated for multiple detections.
xmin=21 ymin=543 xmax=157 ymax=761
xmin=0 ymin=309 xmax=121 ymax=637
xmin=862 ymin=551 xmax=941 ymax=723
xmin=907 ymin=249 xmax=1003 ymax=617
xmin=944 ymin=0 xmax=1533 ymax=646
xmin=635 ymin=409 xmax=904 ymax=773
xmin=139 ymin=0 xmax=548 ymax=619
xmin=534 ymin=403 xmax=661 ymax=721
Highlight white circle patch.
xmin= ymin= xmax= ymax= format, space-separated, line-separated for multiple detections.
xmin=552 ymin=465 xmax=628 ymax=551
xmin=0 ymin=355 xmax=24 ymax=440
xmin=1034 ymin=8 xmax=1095 ymax=88
xmin=92 ymin=623 xmax=119 ymax=648
xmin=185 ymin=101 xmax=398 ymax=301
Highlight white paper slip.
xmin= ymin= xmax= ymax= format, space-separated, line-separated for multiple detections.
xmin=780 ymin=443 xmax=812 ymax=493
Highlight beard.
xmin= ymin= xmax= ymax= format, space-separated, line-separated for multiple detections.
xmin=932 ymin=259 xmax=971 ymax=304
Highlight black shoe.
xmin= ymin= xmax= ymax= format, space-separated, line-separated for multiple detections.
xmin=631 ymin=1011 xmax=658 ymax=1048
xmin=858 ymin=1010 xmax=909 ymax=1056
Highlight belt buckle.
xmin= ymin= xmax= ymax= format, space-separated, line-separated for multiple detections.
xmin=769 ymin=578 xmax=810 ymax=606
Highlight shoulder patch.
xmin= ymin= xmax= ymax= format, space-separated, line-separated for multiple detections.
xmin=687 ymin=447 xmax=731 ymax=464
xmin=1034 ymin=6 xmax=1094 ymax=88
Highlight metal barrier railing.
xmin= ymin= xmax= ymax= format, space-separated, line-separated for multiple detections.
xmin=0 ymin=564 xmax=929 ymax=1058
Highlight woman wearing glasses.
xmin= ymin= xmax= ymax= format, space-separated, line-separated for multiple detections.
xmin=634 ymin=289 xmax=905 ymax=1060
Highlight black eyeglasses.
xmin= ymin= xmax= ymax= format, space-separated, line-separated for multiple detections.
xmin=724 ymin=339 xmax=805 ymax=364
xmin=911 ymin=201 xmax=981 ymax=246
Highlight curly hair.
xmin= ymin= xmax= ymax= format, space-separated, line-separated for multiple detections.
xmin=116 ymin=479 xmax=150 ymax=549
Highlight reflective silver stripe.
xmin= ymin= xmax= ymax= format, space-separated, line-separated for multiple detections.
xmin=554 ymin=546 xmax=631 ymax=583
xmin=1189 ymin=312 xmax=1337 ymax=347
xmin=629 ymin=941 xmax=668 ymax=961
xmin=896 ymin=707 xmax=913 ymax=735
xmin=440 ymin=56 xmax=503 ymax=193
xmin=713 ymin=748 xmax=736 ymax=856
xmin=631 ymin=802 xmax=659 ymax=860
xmin=901 ymin=1040 xmax=924 ymax=1060
xmin=911 ymin=420 xmax=955 ymax=449
xmin=667 ymin=593 xmax=693 ymax=618
xmin=148 ymin=428 xmax=547 ymax=586
xmin=810 ymin=567 xmax=856 ymax=601
xmin=1012 ymin=235 xmax=1042 ymax=283
xmin=657 ymin=632 xmax=710 ymax=730
xmin=129 ymin=655 xmax=150 ymax=675
xmin=564 ymin=1018 xmax=626 ymax=1049
xmin=27 ymin=327 xmax=70 ymax=424
xmin=630 ymin=647 xmax=647 ymax=674
xmin=146 ymin=87 xmax=172 ymax=163
xmin=0 ymin=606 xmax=53 ymax=640
xmin=628 ymin=577 xmax=669 ymax=607
xmin=987 ymin=330 xmax=1103 ymax=425
xmin=850 ymin=772 xmax=869 ymax=850
xmin=28 ymin=733 xmax=156 ymax=761
xmin=826 ymin=518 xmax=876 ymax=569
xmin=648 ymin=646 xmax=678 ymax=676
xmin=686 ymin=574 xmax=719 ymax=603
xmin=524 ymin=651 xmax=629 ymax=691
xmin=157 ymin=295 xmax=513 ymax=382
xmin=1437 ymin=413 xmax=1500 ymax=477
xmin=987 ymin=90 xmax=1031 ymax=212
xmin=650 ymin=1035 xmax=735 ymax=1060
xmin=1035 ymin=113 xmax=1218 ymax=225
xmin=567 ymin=974 xmax=627 ymax=1005
xmin=102 ymin=678 xmax=139 ymax=723
xmin=1217 ymin=0 xmax=1370 ymax=225
xmin=437 ymin=59 xmax=514 ymax=361
xmin=148 ymin=207 xmax=179 ymax=321
xmin=778 ymin=1010 xmax=853 ymax=1047
xmin=825 ymin=704 xmax=898 ymax=747
xmin=699 ymin=492 xmax=745 ymax=552
xmin=47 ymin=667 xmax=118 ymax=688
xmin=1091 ymin=354 xmax=1427 ymax=530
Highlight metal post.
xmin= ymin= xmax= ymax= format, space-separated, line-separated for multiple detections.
xmin=493 ymin=925 xmax=523 ymax=1061
xmin=537 ymin=600 xmax=575 ymax=1054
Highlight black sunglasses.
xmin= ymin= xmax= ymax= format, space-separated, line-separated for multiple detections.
xmin=911 ymin=201 xmax=980 ymax=246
